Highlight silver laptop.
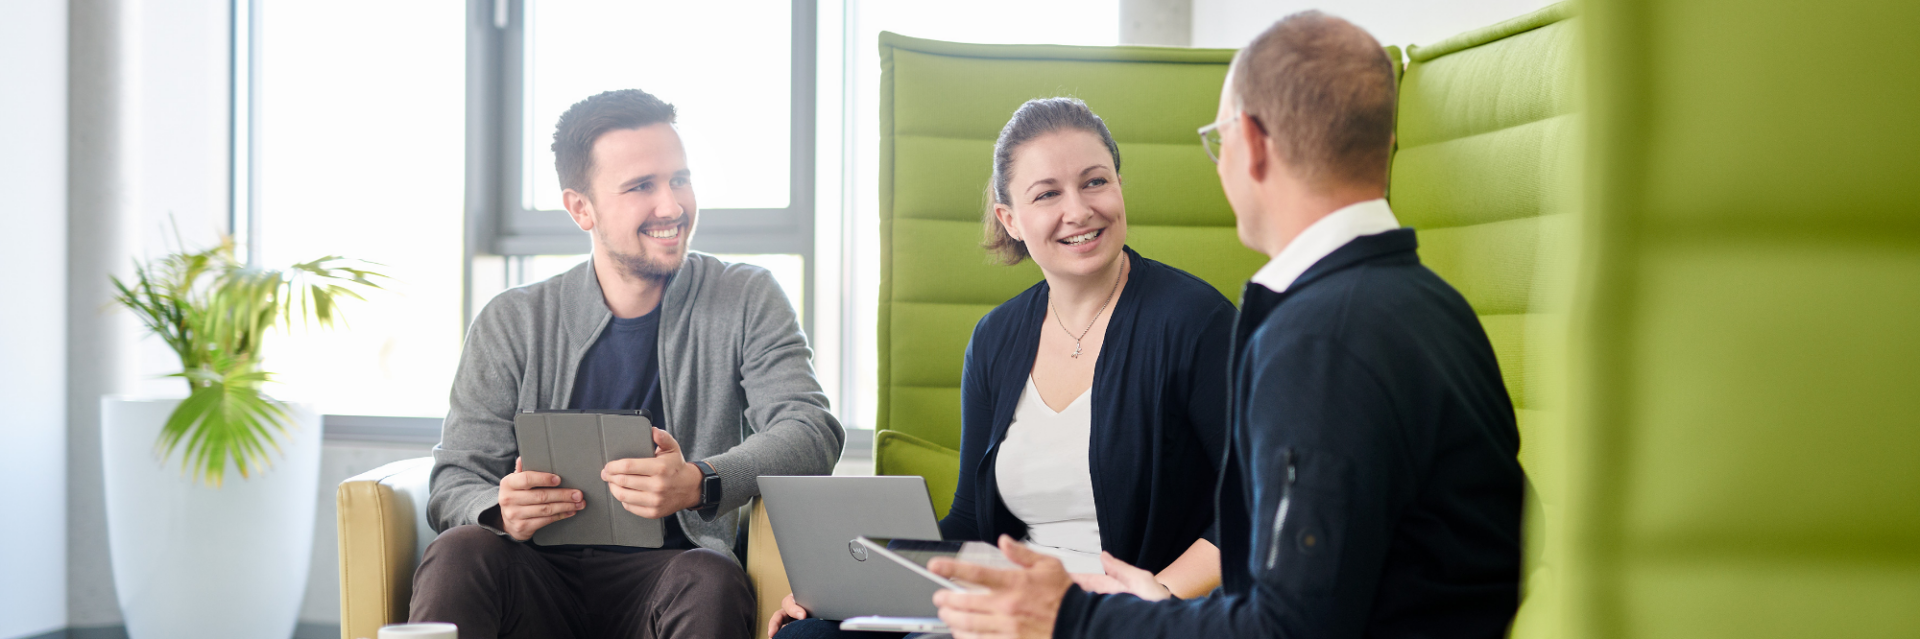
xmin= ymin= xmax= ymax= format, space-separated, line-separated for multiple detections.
xmin=758 ymin=476 xmax=947 ymax=627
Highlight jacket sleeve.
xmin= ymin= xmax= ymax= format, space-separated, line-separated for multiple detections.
xmin=939 ymin=318 xmax=996 ymax=541
xmin=1055 ymin=334 xmax=1409 ymax=639
xmin=699 ymin=268 xmax=845 ymax=514
xmin=427 ymin=300 xmax=526 ymax=535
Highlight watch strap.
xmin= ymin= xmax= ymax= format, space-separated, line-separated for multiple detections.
xmin=691 ymin=460 xmax=722 ymax=518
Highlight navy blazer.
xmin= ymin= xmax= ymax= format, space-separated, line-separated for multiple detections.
xmin=1054 ymin=230 xmax=1525 ymax=638
xmin=938 ymin=247 xmax=1235 ymax=574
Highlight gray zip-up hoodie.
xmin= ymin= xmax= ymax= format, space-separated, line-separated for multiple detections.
xmin=427 ymin=252 xmax=844 ymax=561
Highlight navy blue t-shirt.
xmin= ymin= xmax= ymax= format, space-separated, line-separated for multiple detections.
xmin=571 ymin=311 xmax=666 ymax=417
xmin=564 ymin=307 xmax=694 ymax=551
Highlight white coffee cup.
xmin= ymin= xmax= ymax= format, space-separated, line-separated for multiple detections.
xmin=378 ymin=622 xmax=457 ymax=639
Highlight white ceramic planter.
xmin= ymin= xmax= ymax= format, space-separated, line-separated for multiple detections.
xmin=102 ymin=396 xmax=322 ymax=639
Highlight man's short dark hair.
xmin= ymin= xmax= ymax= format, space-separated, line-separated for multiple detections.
xmin=552 ymin=89 xmax=677 ymax=196
xmin=1232 ymin=11 xmax=1396 ymax=189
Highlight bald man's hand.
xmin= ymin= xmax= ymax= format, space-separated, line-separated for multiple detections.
xmin=929 ymin=535 xmax=1072 ymax=639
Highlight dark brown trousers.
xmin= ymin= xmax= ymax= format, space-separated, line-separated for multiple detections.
xmin=410 ymin=525 xmax=755 ymax=639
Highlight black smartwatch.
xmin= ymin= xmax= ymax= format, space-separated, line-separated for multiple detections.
xmin=691 ymin=460 xmax=723 ymax=520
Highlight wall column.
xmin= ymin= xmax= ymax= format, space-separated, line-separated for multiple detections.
xmin=66 ymin=0 xmax=143 ymax=628
xmin=1121 ymin=0 xmax=1193 ymax=46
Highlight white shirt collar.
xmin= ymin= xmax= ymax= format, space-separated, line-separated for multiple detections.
xmin=1249 ymin=198 xmax=1401 ymax=293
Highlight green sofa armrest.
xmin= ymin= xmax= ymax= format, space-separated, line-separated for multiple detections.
xmin=872 ymin=429 xmax=962 ymax=519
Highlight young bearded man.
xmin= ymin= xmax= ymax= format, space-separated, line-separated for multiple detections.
xmin=927 ymin=12 xmax=1525 ymax=639
xmin=412 ymin=89 xmax=845 ymax=639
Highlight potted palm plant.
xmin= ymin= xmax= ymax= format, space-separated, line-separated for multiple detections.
xmin=103 ymin=234 xmax=384 ymax=639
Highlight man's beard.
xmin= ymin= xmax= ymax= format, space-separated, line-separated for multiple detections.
xmin=597 ymin=224 xmax=683 ymax=281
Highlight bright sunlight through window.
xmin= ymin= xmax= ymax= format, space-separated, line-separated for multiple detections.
xmin=255 ymin=1 xmax=466 ymax=418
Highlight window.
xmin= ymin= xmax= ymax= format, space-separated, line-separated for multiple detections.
xmin=251 ymin=0 xmax=468 ymax=418
xmin=475 ymin=0 xmax=816 ymax=307
xmin=521 ymin=2 xmax=792 ymax=212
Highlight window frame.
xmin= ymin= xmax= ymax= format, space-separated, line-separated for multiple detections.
xmin=229 ymin=0 xmax=827 ymax=440
xmin=463 ymin=0 xmax=818 ymax=330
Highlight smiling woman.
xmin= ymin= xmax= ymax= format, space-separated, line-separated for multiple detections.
xmin=985 ymin=98 xmax=1128 ymax=267
xmin=770 ymin=97 xmax=1229 ymax=639
xmin=983 ymin=99 xmax=1132 ymax=375
xmin=960 ymin=96 xmax=1228 ymax=603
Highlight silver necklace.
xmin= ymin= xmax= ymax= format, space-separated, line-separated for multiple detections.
xmin=1049 ymin=258 xmax=1127 ymax=358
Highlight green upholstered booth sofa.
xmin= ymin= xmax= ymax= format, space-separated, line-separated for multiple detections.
xmin=332 ymin=0 xmax=1920 ymax=635
xmin=1394 ymin=7 xmax=1581 ymax=638
xmin=872 ymin=6 xmax=1575 ymax=490
xmin=1560 ymin=0 xmax=1920 ymax=637
xmin=873 ymin=1 xmax=1920 ymax=636
xmin=872 ymin=3 xmax=1579 ymax=636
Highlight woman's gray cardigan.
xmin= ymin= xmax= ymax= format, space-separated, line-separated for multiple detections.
xmin=427 ymin=253 xmax=844 ymax=562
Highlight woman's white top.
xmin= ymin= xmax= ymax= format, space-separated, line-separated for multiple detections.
xmin=994 ymin=376 xmax=1105 ymax=574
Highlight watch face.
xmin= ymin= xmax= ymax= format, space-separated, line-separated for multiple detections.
xmin=702 ymin=474 xmax=721 ymax=506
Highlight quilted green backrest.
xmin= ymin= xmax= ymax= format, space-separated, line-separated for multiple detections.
xmin=1565 ymin=0 xmax=1920 ymax=637
xmin=875 ymin=33 xmax=1265 ymax=461
xmin=1390 ymin=5 xmax=1580 ymax=638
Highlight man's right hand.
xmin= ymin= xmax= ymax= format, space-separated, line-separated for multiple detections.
xmin=495 ymin=457 xmax=583 ymax=541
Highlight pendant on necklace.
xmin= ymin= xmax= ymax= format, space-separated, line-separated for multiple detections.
xmin=1072 ymin=342 xmax=1082 ymax=358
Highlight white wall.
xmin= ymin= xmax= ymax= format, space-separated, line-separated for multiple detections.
xmin=0 ymin=0 xmax=71 ymax=636
xmin=1192 ymin=0 xmax=1560 ymax=50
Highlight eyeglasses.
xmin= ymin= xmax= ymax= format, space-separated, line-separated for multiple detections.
xmin=1197 ymin=121 xmax=1225 ymax=163
xmin=1200 ymin=111 xmax=1266 ymax=163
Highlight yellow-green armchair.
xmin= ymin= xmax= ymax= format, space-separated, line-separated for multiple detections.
xmin=335 ymin=458 xmax=790 ymax=639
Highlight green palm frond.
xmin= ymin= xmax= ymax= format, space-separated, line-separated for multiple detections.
xmin=111 ymin=232 xmax=387 ymax=486
xmin=163 ymin=356 xmax=290 ymax=486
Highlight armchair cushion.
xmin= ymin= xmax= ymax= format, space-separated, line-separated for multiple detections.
xmin=336 ymin=457 xmax=435 ymax=639
xmin=873 ymin=429 xmax=962 ymax=519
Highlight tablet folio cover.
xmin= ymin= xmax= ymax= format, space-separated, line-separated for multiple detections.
xmin=513 ymin=410 xmax=665 ymax=548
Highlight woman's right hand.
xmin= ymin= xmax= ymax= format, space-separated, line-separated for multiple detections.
xmin=766 ymin=592 xmax=810 ymax=638
xmin=1069 ymin=551 xmax=1174 ymax=601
